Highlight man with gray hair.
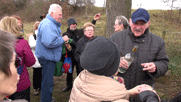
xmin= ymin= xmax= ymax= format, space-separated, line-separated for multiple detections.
xmin=114 ymin=15 xmax=129 ymax=32
xmin=35 ymin=3 xmax=69 ymax=102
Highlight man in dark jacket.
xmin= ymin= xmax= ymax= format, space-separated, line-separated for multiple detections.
xmin=110 ymin=8 xmax=169 ymax=102
xmin=62 ymin=13 xmax=100 ymax=92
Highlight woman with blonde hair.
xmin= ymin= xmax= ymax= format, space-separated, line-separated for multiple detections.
xmin=29 ymin=21 xmax=42 ymax=96
xmin=0 ymin=16 xmax=35 ymax=102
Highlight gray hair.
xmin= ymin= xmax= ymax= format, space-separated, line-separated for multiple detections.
xmin=115 ymin=15 xmax=129 ymax=29
xmin=0 ymin=30 xmax=15 ymax=76
xmin=48 ymin=4 xmax=62 ymax=14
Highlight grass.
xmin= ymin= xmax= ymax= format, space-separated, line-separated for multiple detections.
xmin=24 ymin=7 xmax=181 ymax=101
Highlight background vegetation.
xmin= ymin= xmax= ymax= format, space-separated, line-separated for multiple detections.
xmin=1 ymin=0 xmax=181 ymax=101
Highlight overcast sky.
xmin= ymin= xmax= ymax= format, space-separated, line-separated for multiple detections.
xmin=94 ymin=0 xmax=181 ymax=10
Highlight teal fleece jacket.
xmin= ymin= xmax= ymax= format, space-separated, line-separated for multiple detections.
xmin=35 ymin=14 xmax=64 ymax=62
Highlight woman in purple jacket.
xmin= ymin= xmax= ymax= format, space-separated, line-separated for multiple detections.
xmin=0 ymin=16 xmax=35 ymax=102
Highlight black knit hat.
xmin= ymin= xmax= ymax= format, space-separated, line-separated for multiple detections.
xmin=68 ymin=18 xmax=77 ymax=27
xmin=80 ymin=36 xmax=121 ymax=76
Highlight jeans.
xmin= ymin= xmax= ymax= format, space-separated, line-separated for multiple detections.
xmin=38 ymin=58 xmax=56 ymax=102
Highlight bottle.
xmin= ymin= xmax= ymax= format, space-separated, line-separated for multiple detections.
xmin=118 ymin=46 xmax=138 ymax=73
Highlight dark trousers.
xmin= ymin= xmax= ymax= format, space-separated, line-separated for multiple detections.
xmin=66 ymin=60 xmax=79 ymax=86
xmin=33 ymin=67 xmax=42 ymax=90
xmin=9 ymin=87 xmax=30 ymax=102
xmin=38 ymin=58 xmax=56 ymax=102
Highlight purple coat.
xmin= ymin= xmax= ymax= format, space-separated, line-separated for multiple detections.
xmin=15 ymin=37 xmax=35 ymax=92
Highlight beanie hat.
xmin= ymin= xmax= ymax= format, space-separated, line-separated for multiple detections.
xmin=68 ymin=18 xmax=77 ymax=27
xmin=80 ymin=36 xmax=121 ymax=76
xmin=131 ymin=8 xmax=150 ymax=23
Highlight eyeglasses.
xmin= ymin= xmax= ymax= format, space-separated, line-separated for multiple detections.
xmin=85 ymin=30 xmax=94 ymax=32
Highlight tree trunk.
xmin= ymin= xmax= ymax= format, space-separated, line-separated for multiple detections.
xmin=85 ymin=0 xmax=88 ymax=18
xmin=106 ymin=0 xmax=131 ymax=38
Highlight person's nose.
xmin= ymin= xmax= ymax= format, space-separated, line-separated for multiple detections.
xmin=136 ymin=25 xmax=142 ymax=29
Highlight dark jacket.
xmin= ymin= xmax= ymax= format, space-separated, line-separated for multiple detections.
xmin=139 ymin=91 xmax=160 ymax=102
xmin=62 ymin=20 xmax=96 ymax=43
xmin=74 ymin=35 xmax=90 ymax=72
xmin=110 ymin=27 xmax=169 ymax=102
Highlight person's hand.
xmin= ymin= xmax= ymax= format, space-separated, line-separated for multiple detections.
xmin=128 ymin=84 xmax=156 ymax=97
xmin=119 ymin=57 xmax=129 ymax=69
xmin=128 ymin=85 xmax=140 ymax=96
xmin=62 ymin=35 xmax=69 ymax=42
xmin=93 ymin=13 xmax=101 ymax=20
xmin=141 ymin=62 xmax=156 ymax=73
xmin=138 ymin=84 xmax=156 ymax=93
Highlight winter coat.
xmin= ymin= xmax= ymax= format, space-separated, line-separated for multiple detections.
xmin=29 ymin=30 xmax=41 ymax=68
xmin=69 ymin=70 xmax=130 ymax=102
xmin=15 ymin=37 xmax=36 ymax=92
xmin=139 ymin=91 xmax=161 ymax=102
xmin=74 ymin=35 xmax=90 ymax=72
xmin=35 ymin=14 xmax=64 ymax=62
xmin=110 ymin=27 xmax=169 ymax=102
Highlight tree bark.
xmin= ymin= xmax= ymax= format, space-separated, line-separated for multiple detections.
xmin=106 ymin=0 xmax=131 ymax=38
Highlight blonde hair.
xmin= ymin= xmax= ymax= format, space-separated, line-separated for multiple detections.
xmin=12 ymin=15 xmax=23 ymax=22
xmin=33 ymin=21 xmax=40 ymax=30
xmin=0 ymin=16 xmax=22 ymax=37
xmin=83 ymin=22 xmax=95 ymax=32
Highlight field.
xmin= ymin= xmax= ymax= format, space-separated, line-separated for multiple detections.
xmin=23 ymin=7 xmax=181 ymax=102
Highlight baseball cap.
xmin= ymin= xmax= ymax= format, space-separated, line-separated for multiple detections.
xmin=131 ymin=8 xmax=150 ymax=23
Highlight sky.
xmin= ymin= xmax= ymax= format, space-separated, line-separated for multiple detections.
xmin=94 ymin=0 xmax=181 ymax=10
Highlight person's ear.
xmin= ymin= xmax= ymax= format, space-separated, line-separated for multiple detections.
xmin=50 ymin=11 xmax=54 ymax=16
xmin=147 ymin=21 xmax=151 ymax=28
xmin=129 ymin=18 xmax=132 ymax=25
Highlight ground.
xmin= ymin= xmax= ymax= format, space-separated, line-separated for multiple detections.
xmin=155 ymin=75 xmax=181 ymax=100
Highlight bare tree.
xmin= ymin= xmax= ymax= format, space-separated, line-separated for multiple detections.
xmin=161 ymin=0 xmax=180 ymax=10
xmin=106 ymin=0 xmax=132 ymax=38
xmin=161 ymin=0 xmax=181 ymax=21
xmin=69 ymin=0 xmax=95 ymax=13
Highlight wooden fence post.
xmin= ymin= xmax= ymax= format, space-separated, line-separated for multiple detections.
xmin=162 ymin=31 xmax=166 ymax=41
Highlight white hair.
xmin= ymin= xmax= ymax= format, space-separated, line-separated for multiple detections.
xmin=48 ymin=4 xmax=62 ymax=14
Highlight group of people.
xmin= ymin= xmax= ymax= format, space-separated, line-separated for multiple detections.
xmin=0 ymin=2 xmax=177 ymax=102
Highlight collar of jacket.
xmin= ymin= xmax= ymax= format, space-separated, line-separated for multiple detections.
xmin=16 ymin=36 xmax=23 ymax=39
xmin=128 ymin=26 xmax=149 ymax=43
xmin=46 ymin=14 xmax=61 ymax=27
xmin=67 ymin=28 xmax=77 ymax=34
xmin=16 ymin=36 xmax=24 ymax=43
